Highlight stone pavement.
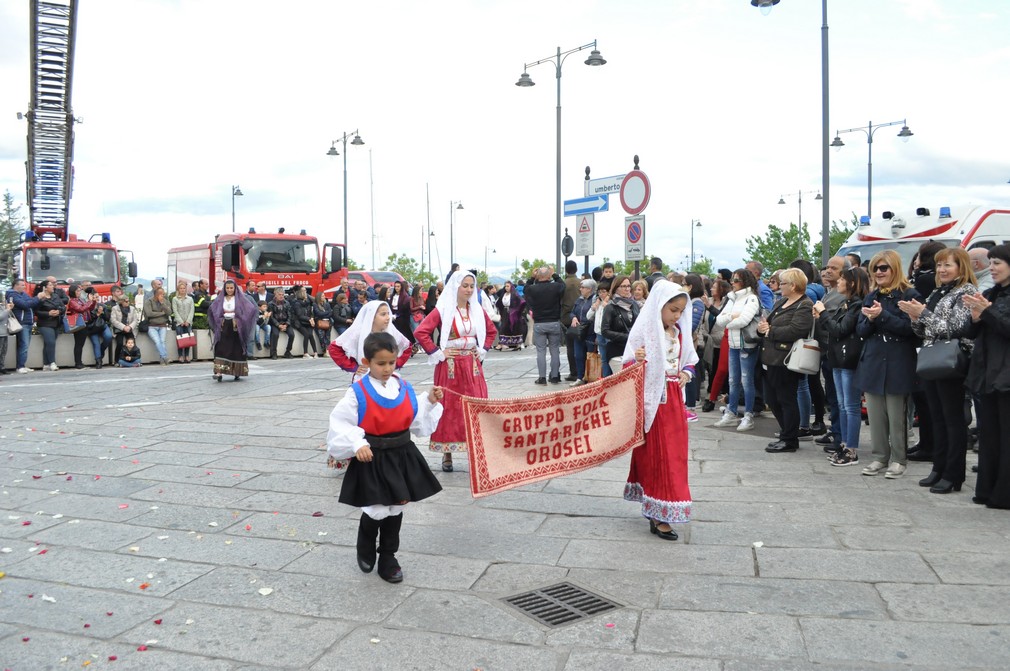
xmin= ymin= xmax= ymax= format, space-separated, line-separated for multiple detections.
xmin=1 ymin=348 xmax=1009 ymax=670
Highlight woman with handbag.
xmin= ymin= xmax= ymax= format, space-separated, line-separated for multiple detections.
xmin=313 ymin=291 xmax=334 ymax=353
xmin=964 ymin=244 xmax=1010 ymax=508
xmin=569 ymin=278 xmax=597 ymax=386
xmin=899 ymin=247 xmax=978 ymax=493
xmin=713 ymin=269 xmax=762 ymax=431
xmin=67 ymin=284 xmax=102 ymax=369
xmin=172 ymin=281 xmax=195 ymax=363
xmin=815 ymin=266 xmax=869 ymax=466
xmin=855 ymin=250 xmax=921 ymax=479
xmin=757 ymin=268 xmax=814 ymax=453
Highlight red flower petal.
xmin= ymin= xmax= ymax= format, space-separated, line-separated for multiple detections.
xmin=311 ymin=512 xmax=324 ymax=517
xmin=21 ymin=521 xmax=31 ymax=526
xmin=38 ymin=549 xmax=48 ymax=555
xmin=108 ymin=655 xmax=118 ymax=661
xmin=153 ymin=619 xmax=162 ymax=625
xmin=83 ymin=623 xmax=90 ymax=628
xmin=106 ymin=612 xmax=114 ymax=616
xmin=22 ymin=636 xmax=30 ymax=642
xmin=138 ymin=582 xmax=150 ymax=590
xmin=136 ymin=645 xmax=147 ymax=651
xmin=31 ymin=475 xmax=41 ymax=480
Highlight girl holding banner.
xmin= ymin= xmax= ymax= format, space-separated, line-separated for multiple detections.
xmin=623 ymin=280 xmax=697 ymax=540
xmin=415 ymin=271 xmax=497 ymax=472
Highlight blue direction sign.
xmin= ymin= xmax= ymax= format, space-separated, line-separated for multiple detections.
xmin=563 ymin=194 xmax=609 ymax=216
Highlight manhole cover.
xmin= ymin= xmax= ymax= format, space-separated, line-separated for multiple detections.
xmin=502 ymin=582 xmax=621 ymax=627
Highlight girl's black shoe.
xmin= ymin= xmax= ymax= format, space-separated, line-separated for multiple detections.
xmin=649 ymin=519 xmax=679 ymax=541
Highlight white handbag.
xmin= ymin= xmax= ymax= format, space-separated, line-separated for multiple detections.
xmin=784 ymin=324 xmax=821 ymax=375
xmin=7 ymin=315 xmax=22 ymax=335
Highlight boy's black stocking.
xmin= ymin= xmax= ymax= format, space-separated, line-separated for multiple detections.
xmin=377 ymin=513 xmax=403 ymax=583
xmin=356 ymin=512 xmax=380 ymax=573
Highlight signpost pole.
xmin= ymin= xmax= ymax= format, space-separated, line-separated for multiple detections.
xmin=583 ymin=166 xmax=590 ymax=277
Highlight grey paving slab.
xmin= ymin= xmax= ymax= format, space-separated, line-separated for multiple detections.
xmin=800 ymin=617 xmax=1010 ymax=668
xmin=114 ymin=450 xmax=219 ymax=467
xmin=118 ymin=602 xmax=354 ymax=667
xmin=660 ymin=574 xmax=888 ymax=619
xmin=8 ymin=546 xmax=213 ymax=595
xmin=227 ymin=490 xmax=348 ymax=517
xmin=128 ymin=501 xmax=255 ymax=533
xmin=20 ymin=454 xmax=155 ymax=477
xmin=756 ymin=547 xmax=939 ymax=583
xmin=224 ymin=510 xmax=354 ymax=543
xmin=232 ymin=472 xmax=340 ymax=496
xmin=536 ymin=514 xmax=667 ymax=542
xmin=126 ymin=463 xmax=261 ymax=487
xmin=921 ymin=551 xmax=1010 ymax=585
xmin=544 ymin=607 xmax=640 ymax=651
xmin=563 ymin=568 xmax=666 ymax=610
xmin=836 ymin=524 xmax=1010 ymax=554
xmin=201 ymin=455 xmax=328 ymax=476
xmin=469 ymin=562 xmax=572 ymax=595
xmin=309 ymin=627 xmax=561 ymax=671
xmin=876 ymin=582 xmax=1010 ymax=624
xmin=386 ymin=590 xmax=544 ymax=644
xmin=130 ymin=481 xmax=259 ymax=507
xmin=168 ymin=565 xmax=413 ymax=620
xmin=125 ymin=528 xmax=310 ymax=569
xmin=29 ymin=518 xmax=153 ymax=550
xmin=688 ymin=521 xmax=840 ymax=548
xmin=17 ymin=491 xmax=152 ymax=523
xmin=126 ymin=439 xmax=236 ymax=454
xmin=476 ymin=489 xmax=634 ymax=517
xmin=564 ymin=649 xmax=721 ymax=671
xmin=638 ymin=610 xmax=808 ymax=660
xmin=406 ymin=500 xmax=547 ymax=532
xmin=0 ymin=485 xmax=65 ymax=509
xmin=1 ymin=510 xmax=64 ymax=537
xmin=559 ymin=539 xmax=755 ymax=577
xmin=400 ymin=523 xmax=569 ymax=564
xmin=5 ymin=471 xmax=155 ymax=497
xmin=0 ymin=576 xmax=173 ymax=638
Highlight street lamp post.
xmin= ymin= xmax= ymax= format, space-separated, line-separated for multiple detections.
xmin=690 ymin=219 xmax=701 ymax=268
xmin=778 ymin=190 xmax=822 ymax=258
xmin=831 ymin=119 xmax=913 ymax=223
xmin=484 ymin=246 xmax=496 ymax=277
xmin=516 ymin=40 xmax=607 ymax=272
xmin=449 ymin=201 xmax=463 ymax=266
xmin=752 ymin=0 xmax=831 ymax=266
xmin=326 ymin=129 xmax=365 ymax=265
xmin=231 ymin=185 xmax=243 ymax=233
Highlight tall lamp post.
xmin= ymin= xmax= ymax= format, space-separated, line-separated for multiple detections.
xmin=449 ymin=201 xmax=463 ymax=266
xmin=689 ymin=219 xmax=701 ymax=269
xmin=231 ymin=185 xmax=243 ymax=233
xmin=484 ymin=245 xmax=496 ymax=276
xmin=515 ymin=40 xmax=607 ymax=272
xmin=752 ymin=0 xmax=830 ymax=266
xmin=779 ymin=190 xmax=822 ymax=258
xmin=326 ymin=129 xmax=365 ymax=265
xmin=830 ymin=119 xmax=913 ymax=223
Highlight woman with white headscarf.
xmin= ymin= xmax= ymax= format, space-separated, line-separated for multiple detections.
xmin=415 ymin=270 xmax=498 ymax=472
xmin=328 ymin=300 xmax=412 ymax=382
xmin=622 ymin=280 xmax=697 ymax=540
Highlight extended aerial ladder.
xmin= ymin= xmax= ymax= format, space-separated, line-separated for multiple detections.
xmin=23 ymin=0 xmax=78 ymax=240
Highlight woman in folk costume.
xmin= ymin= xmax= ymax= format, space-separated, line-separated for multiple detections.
xmin=622 ymin=280 xmax=697 ymax=541
xmin=414 ymin=270 xmax=497 ymax=472
xmin=328 ymin=300 xmax=412 ymax=382
xmin=208 ymin=279 xmax=258 ymax=381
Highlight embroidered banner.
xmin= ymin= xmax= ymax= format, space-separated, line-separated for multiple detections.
xmin=462 ymin=362 xmax=645 ymax=498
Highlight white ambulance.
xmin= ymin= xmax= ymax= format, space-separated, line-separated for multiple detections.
xmin=837 ymin=205 xmax=1010 ymax=271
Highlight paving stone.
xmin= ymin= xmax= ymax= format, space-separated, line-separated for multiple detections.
xmin=387 ymin=590 xmax=544 ymax=644
xmin=836 ymin=525 xmax=1010 ymax=554
xmin=536 ymin=514 xmax=662 ymax=542
xmin=688 ymin=521 xmax=839 ymax=548
xmin=400 ymin=523 xmax=569 ymax=564
xmin=130 ymin=481 xmax=258 ymax=507
xmin=125 ymin=528 xmax=309 ymax=569
xmin=660 ymin=574 xmax=887 ymax=619
xmin=559 ymin=539 xmax=754 ymax=577
xmin=230 ymin=491 xmax=350 ymax=517
xmin=920 ymin=551 xmax=1010 ymax=585
xmin=562 ymin=568 xmax=664 ymax=610
xmin=800 ymin=617 xmax=1010 ymax=668
xmin=742 ymin=471 xmax=873 ymax=489
xmin=407 ymin=501 xmax=546 ymax=532
xmin=782 ymin=503 xmax=914 ymax=526
xmin=128 ymin=501 xmax=256 ymax=533
xmin=201 ymin=455 xmax=327 ymax=476
xmin=0 ymin=577 xmax=173 ymax=638
xmin=169 ymin=565 xmax=413 ymax=620
xmin=233 ymin=472 xmax=341 ymax=496
xmin=876 ymin=582 xmax=1010 ymax=624
xmin=119 ymin=601 xmax=353 ymax=667
xmin=1 ymin=509 xmax=65 ymax=537
xmin=543 ymin=607 xmax=639 ymax=650
xmin=29 ymin=518 xmax=152 ymax=550
xmin=127 ymin=463 xmax=260 ymax=487
xmin=756 ymin=547 xmax=938 ymax=583
xmin=224 ymin=510 xmax=355 ymax=543
xmin=638 ymin=610 xmax=807 ymax=660
xmin=470 ymin=562 xmax=572 ymax=595
xmin=18 ymin=491 xmax=152 ymax=523
xmin=7 ymin=472 xmax=155 ymax=497
xmin=309 ymin=626 xmax=561 ymax=671
xmin=476 ymin=490 xmax=632 ymax=518
xmin=564 ymin=649 xmax=721 ymax=671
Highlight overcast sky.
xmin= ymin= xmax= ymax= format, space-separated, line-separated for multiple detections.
xmin=1 ymin=0 xmax=1007 ymax=281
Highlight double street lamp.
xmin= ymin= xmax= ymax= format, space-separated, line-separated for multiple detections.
xmin=326 ymin=130 xmax=365 ymax=265
xmin=690 ymin=219 xmax=702 ymax=268
xmin=231 ymin=185 xmax=243 ymax=233
xmin=516 ymin=40 xmax=607 ymax=272
xmin=831 ymin=119 xmax=913 ymax=223
xmin=778 ymin=190 xmax=822 ymax=258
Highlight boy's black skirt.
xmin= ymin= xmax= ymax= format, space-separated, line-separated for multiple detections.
xmin=338 ymin=433 xmax=442 ymax=507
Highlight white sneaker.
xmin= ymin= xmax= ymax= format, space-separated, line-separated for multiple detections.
xmin=736 ymin=413 xmax=755 ymax=432
xmin=884 ymin=463 xmax=907 ymax=479
xmin=713 ymin=410 xmax=739 ymax=428
xmin=16 ymin=367 xmax=30 ymax=374
xmin=861 ymin=460 xmax=887 ymax=476
xmin=50 ymin=363 xmax=59 ymax=371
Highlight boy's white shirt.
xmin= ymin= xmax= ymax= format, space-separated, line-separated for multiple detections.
xmin=326 ymin=374 xmax=444 ymax=461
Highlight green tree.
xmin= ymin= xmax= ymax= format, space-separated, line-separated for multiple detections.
xmin=689 ymin=257 xmax=715 ymax=277
xmin=510 ymin=258 xmax=550 ymax=284
xmin=744 ymin=223 xmax=810 ymax=276
xmin=0 ymin=191 xmax=26 ymax=283
xmin=346 ymin=257 xmax=364 ymax=271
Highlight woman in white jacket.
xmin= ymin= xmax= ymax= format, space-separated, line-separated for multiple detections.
xmin=712 ymin=268 xmax=762 ymax=431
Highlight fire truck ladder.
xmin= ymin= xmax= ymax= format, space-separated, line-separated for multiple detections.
xmin=24 ymin=0 xmax=78 ymax=241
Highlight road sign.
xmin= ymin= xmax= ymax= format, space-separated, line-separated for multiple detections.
xmin=619 ymin=170 xmax=651 ymax=215
xmin=575 ymin=214 xmax=594 ymax=256
xmin=625 ymin=215 xmax=645 ymax=262
xmin=563 ymin=194 xmax=609 ymax=216
xmin=587 ymin=174 xmax=625 ymax=196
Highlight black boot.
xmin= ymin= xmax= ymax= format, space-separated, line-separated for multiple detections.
xmin=356 ymin=513 xmax=380 ymax=573
xmin=377 ymin=513 xmax=403 ymax=583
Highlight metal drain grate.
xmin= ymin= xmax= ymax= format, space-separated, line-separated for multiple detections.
xmin=502 ymin=582 xmax=621 ymax=627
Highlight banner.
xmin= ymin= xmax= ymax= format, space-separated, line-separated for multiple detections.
xmin=462 ymin=362 xmax=645 ymax=498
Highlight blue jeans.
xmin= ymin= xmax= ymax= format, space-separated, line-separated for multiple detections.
xmin=118 ymin=359 xmax=142 ymax=368
xmin=823 ymin=360 xmax=841 ymax=442
xmin=597 ymin=336 xmax=612 ymax=377
xmin=38 ymin=326 xmax=59 ymax=366
xmin=15 ymin=328 xmax=31 ymax=368
xmin=533 ymin=321 xmax=562 ymax=379
xmin=572 ymin=337 xmax=596 ymax=380
xmin=832 ymin=367 xmax=861 ymax=450
xmin=89 ymin=325 xmax=113 ymax=361
xmin=727 ymin=347 xmax=759 ymax=414
xmin=148 ymin=326 xmax=168 ymax=359
xmin=798 ymin=375 xmax=812 ymax=428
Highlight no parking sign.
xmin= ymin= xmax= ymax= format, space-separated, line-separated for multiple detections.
xmin=625 ymin=215 xmax=645 ymax=262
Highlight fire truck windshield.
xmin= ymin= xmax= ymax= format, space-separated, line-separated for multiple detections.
xmin=26 ymin=247 xmax=119 ymax=284
xmin=242 ymin=239 xmax=319 ymax=273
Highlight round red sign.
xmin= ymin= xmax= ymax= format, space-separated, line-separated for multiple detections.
xmin=619 ymin=170 xmax=651 ymax=215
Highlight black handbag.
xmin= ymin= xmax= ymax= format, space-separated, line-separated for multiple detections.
xmin=916 ymin=339 xmax=969 ymax=380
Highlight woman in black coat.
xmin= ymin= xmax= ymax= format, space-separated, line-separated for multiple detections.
xmin=907 ymin=240 xmax=945 ymax=462
xmin=757 ymin=268 xmax=814 ymax=453
xmin=964 ymin=243 xmax=1010 ymax=509
xmin=855 ymin=250 xmax=921 ymax=479
xmin=601 ymin=274 xmax=639 ymax=370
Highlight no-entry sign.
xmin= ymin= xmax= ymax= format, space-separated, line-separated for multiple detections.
xmin=619 ymin=170 xmax=651 ymax=215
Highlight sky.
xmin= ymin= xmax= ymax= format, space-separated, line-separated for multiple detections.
xmin=1 ymin=0 xmax=1008 ymax=282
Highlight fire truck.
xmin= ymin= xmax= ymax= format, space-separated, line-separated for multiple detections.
xmin=837 ymin=205 xmax=1010 ymax=269
xmin=166 ymin=228 xmax=346 ymax=295
xmin=3 ymin=0 xmax=137 ymax=297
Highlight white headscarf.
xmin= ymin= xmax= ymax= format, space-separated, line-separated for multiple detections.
xmin=622 ymin=280 xmax=699 ymax=432
xmin=333 ymin=300 xmax=411 ymax=364
xmin=433 ymin=270 xmax=486 ymax=350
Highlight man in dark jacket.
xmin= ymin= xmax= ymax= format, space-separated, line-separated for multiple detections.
xmin=268 ymin=288 xmax=294 ymax=359
xmin=524 ymin=266 xmax=566 ymax=384
xmin=645 ymin=257 xmax=666 ymax=289
xmin=560 ymin=260 xmax=582 ymax=382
